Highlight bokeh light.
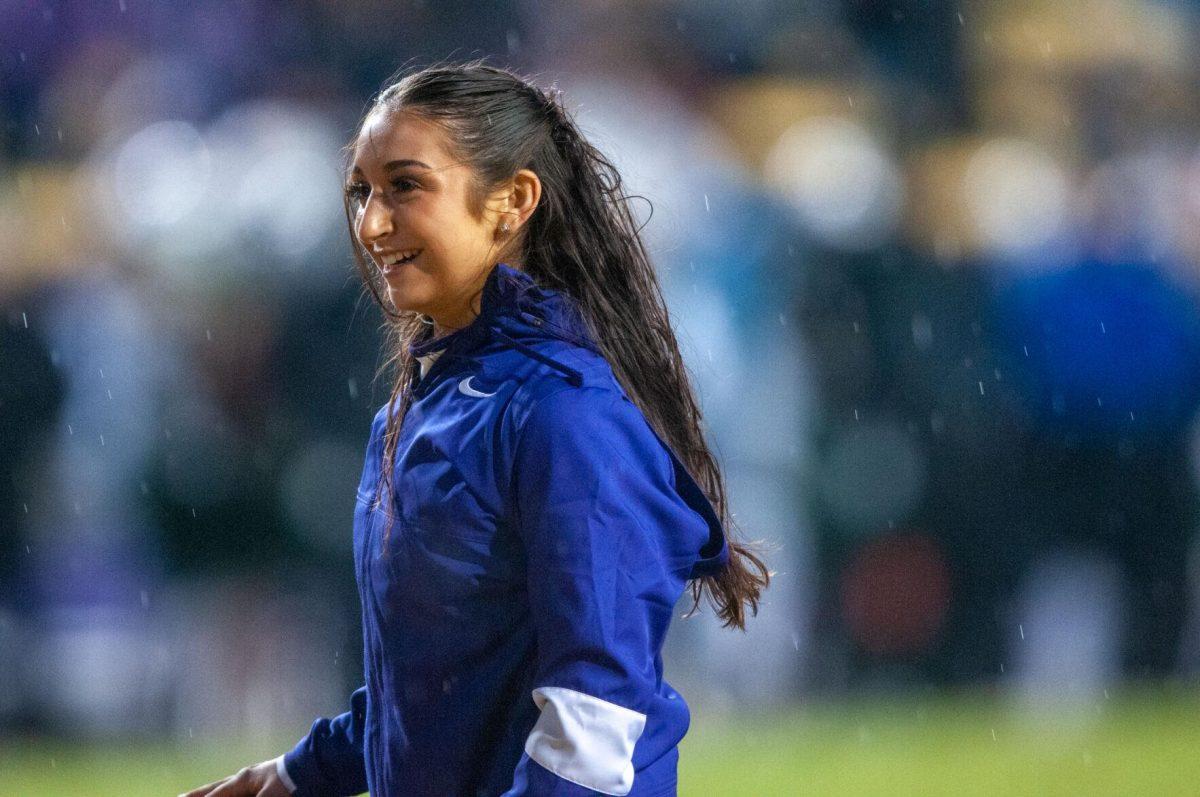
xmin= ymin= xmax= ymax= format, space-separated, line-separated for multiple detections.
xmin=840 ymin=531 xmax=951 ymax=657
xmin=764 ymin=116 xmax=903 ymax=252
xmin=815 ymin=419 xmax=928 ymax=535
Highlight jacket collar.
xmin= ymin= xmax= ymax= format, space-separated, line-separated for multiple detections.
xmin=407 ymin=262 xmax=597 ymax=385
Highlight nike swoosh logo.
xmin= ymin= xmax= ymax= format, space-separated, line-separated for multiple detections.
xmin=458 ymin=376 xmax=497 ymax=398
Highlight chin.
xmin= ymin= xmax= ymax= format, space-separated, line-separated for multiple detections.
xmin=386 ymin=286 xmax=433 ymax=317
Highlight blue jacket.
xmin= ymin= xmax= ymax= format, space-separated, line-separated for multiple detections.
xmin=281 ymin=262 xmax=730 ymax=797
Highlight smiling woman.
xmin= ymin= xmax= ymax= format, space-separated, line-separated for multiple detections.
xmin=181 ymin=58 xmax=768 ymax=797
xmin=343 ymin=111 xmax=541 ymax=332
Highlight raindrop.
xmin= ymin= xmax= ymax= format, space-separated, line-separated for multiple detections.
xmin=911 ymin=313 xmax=933 ymax=349
xmin=703 ymin=194 xmax=710 ymax=212
xmin=99 ymin=434 xmax=105 ymax=446
xmin=1018 ymin=623 xmax=1025 ymax=640
xmin=67 ymin=424 xmax=73 ymax=435
xmin=990 ymin=728 xmax=997 ymax=741
xmin=978 ymin=381 xmax=984 ymax=395
xmin=1100 ymin=321 xmax=1106 ymax=334
xmin=21 ymin=312 xmax=28 ymax=328
xmin=206 ymin=328 xmax=212 ymax=341
xmin=348 ymin=377 xmax=359 ymax=399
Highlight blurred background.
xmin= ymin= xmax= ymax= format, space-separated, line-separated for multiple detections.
xmin=3 ymin=0 xmax=1200 ymax=794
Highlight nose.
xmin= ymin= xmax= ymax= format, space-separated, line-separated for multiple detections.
xmin=357 ymin=192 xmax=393 ymax=248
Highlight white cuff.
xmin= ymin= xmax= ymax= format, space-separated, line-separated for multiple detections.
xmin=524 ymin=686 xmax=647 ymax=796
xmin=273 ymin=754 xmax=298 ymax=794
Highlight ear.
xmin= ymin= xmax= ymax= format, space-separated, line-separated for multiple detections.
xmin=488 ymin=168 xmax=542 ymax=237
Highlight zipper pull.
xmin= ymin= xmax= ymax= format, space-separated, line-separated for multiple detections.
xmin=519 ymin=310 xmax=544 ymax=327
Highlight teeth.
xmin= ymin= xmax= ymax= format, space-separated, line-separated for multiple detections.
xmin=381 ymin=249 xmax=420 ymax=266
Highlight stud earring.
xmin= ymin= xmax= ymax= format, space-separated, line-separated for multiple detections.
xmin=499 ymin=222 xmax=510 ymax=234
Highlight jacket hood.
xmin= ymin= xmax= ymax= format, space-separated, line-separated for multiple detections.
xmin=408 ymin=262 xmax=598 ymax=388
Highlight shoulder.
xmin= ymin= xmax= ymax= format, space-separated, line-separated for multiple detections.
xmin=367 ymin=397 xmax=402 ymax=444
xmin=370 ymin=399 xmax=394 ymax=431
xmin=507 ymin=343 xmax=630 ymax=434
xmin=509 ymin=372 xmax=673 ymax=487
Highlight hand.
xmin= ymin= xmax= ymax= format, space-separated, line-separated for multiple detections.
xmin=178 ymin=757 xmax=292 ymax=797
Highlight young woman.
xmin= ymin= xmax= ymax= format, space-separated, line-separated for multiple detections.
xmin=182 ymin=60 xmax=768 ymax=797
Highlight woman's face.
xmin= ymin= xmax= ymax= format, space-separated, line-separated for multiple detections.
xmin=346 ymin=109 xmax=502 ymax=329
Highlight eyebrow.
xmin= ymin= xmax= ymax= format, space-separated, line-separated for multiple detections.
xmin=350 ymin=159 xmax=433 ymax=175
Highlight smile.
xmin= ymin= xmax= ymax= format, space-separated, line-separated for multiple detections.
xmin=380 ymin=249 xmax=421 ymax=274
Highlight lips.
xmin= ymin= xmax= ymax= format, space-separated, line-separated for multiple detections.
xmin=379 ymin=248 xmax=421 ymax=274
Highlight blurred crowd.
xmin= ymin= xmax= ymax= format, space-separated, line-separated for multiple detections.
xmin=4 ymin=0 xmax=1200 ymax=743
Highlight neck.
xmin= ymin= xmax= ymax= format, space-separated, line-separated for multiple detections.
xmin=427 ymin=260 xmax=518 ymax=339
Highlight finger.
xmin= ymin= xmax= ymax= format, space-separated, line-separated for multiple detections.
xmin=178 ymin=777 xmax=229 ymax=797
xmin=206 ymin=781 xmax=251 ymax=797
xmin=206 ymin=777 xmax=254 ymax=797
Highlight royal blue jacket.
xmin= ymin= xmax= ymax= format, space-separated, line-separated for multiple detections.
xmin=279 ymin=262 xmax=730 ymax=797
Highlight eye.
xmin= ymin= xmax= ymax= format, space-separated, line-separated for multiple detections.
xmin=345 ymin=182 xmax=369 ymax=204
xmin=390 ymin=177 xmax=418 ymax=194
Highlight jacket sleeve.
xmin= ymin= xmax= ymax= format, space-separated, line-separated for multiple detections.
xmin=280 ymin=684 xmax=369 ymax=797
xmin=502 ymin=385 xmax=697 ymax=797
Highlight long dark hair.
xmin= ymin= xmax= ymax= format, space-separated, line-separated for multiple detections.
xmin=343 ymin=58 xmax=769 ymax=629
